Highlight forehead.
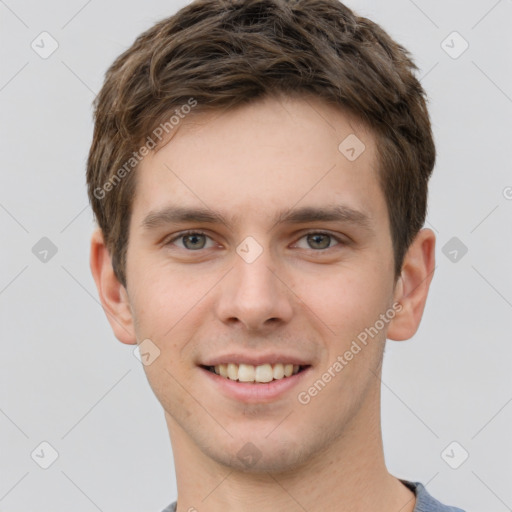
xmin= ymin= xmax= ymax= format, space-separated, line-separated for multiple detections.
xmin=131 ymin=95 xmax=386 ymax=231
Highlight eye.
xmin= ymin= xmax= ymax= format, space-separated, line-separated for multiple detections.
xmin=294 ymin=232 xmax=342 ymax=250
xmin=166 ymin=231 xmax=215 ymax=250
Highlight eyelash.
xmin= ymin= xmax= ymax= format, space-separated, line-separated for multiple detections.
xmin=164 ymin=230 xmax=346 ymax=251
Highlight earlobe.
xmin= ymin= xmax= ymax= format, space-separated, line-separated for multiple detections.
xmin=89 ymin=228 xmax=137 ymax=345
xmin=387 ymin=228 xmax=436 ymax=342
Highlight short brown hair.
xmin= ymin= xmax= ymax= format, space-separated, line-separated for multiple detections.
xmin=87 ymin=0 xmax=435 ymax=288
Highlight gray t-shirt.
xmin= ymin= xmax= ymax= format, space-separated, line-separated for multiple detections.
xmin=160 ymin=479 xmax=466 ymax=511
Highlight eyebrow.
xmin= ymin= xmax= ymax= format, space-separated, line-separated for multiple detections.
xmin=141 ymin=204 xmax=373 ymax=233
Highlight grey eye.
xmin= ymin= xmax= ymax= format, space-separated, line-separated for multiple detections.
xmin=306 ymin=233 xmax=333 ymax=250
xmin=182 ymin=233 xmax=207 ymax=250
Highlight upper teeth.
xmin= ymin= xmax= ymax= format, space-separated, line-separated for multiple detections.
xmin=212 ymin=363 xmax=300 ymax=383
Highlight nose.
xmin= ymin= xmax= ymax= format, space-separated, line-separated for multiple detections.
xmin=214 ymin=246 xmax=294 ymax=332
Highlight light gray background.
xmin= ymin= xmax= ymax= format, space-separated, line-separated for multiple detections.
xmin=1 ymin=0 xmax=511 ymax=511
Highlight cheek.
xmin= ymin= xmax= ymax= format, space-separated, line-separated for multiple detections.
xmin=290 ymin=264 xmax=389 ymax=337
xmin=129 ymin=262 xmax=222 ymax=349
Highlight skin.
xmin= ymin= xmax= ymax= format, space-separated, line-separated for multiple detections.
xmin=90 ymin=94 xmax=435 ymax=512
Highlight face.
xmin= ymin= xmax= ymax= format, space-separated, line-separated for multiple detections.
xmin=122 ymin=95 xmax=401 ymax=472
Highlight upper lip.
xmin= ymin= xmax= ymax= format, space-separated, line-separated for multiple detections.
xmin=200 ymin=353 xmax=312 ymax=367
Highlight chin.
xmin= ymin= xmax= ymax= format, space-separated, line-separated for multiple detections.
xmin=203 ymin=434 xmax=314 ymax=474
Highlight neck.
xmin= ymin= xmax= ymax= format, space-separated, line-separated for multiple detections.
xmin=166 ymin=383 xmax=415 ymax=512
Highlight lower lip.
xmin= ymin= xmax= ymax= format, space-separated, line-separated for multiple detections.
xmin=200 ymin=366 xmax=311 ymax=403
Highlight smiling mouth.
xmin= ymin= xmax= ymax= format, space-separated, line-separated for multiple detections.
xmin=202 ymin=363 xmax=309 ymax=383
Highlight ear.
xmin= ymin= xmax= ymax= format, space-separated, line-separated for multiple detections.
xmin=89 ymin=228 xmax=137 ymax=345
xmin=387 ymin=228 xmax=436 ymax=341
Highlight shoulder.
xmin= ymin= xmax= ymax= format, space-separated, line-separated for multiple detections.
xmin=401 ymin=479 xmax=466 ymax=512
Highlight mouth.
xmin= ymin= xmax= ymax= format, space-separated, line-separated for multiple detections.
xmin=201 ymin=363 xmax=310 ymax=383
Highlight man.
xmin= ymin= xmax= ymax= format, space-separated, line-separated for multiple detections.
xmin=87 ymin=1 xmax=466 ymax=510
